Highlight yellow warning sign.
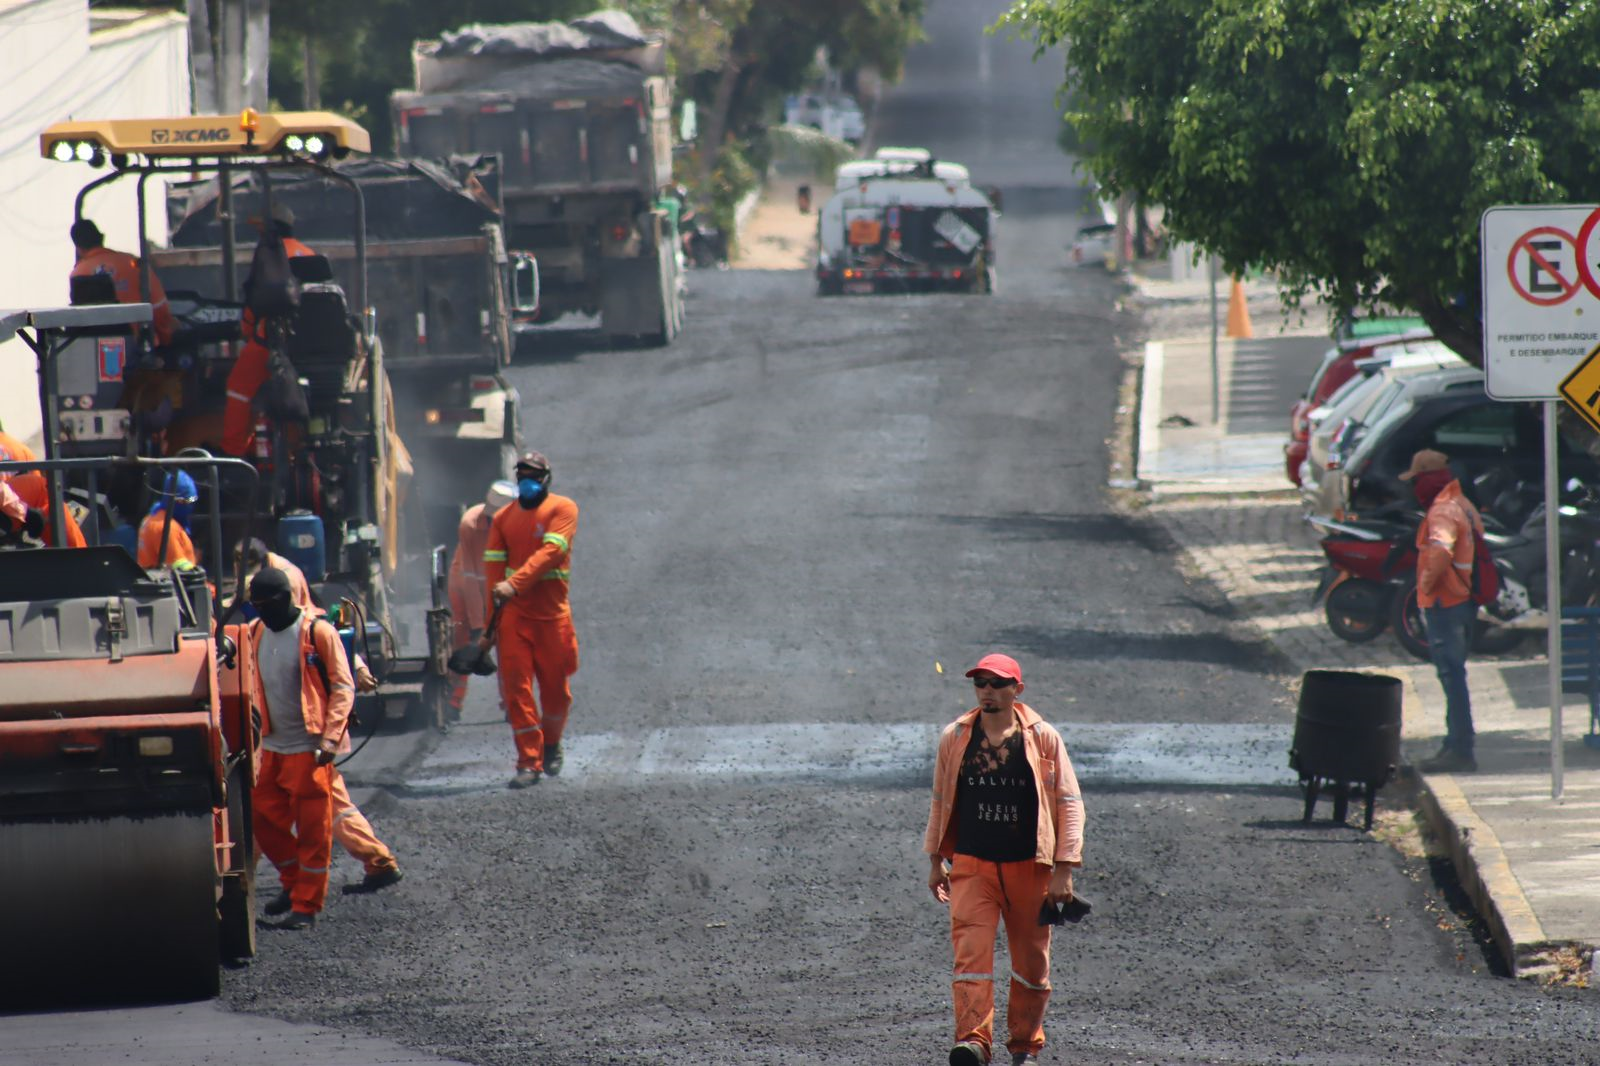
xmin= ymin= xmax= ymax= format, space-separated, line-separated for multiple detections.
xmin=1560 ymin=342 xmax=1600 ymax=434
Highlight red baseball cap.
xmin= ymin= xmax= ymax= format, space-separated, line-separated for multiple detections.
xmin=965 ymin=653 xmax=1022 ymax=684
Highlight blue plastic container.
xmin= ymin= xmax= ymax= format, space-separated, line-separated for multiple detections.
xmin=276 ymin=511 xmax=327 ymax=582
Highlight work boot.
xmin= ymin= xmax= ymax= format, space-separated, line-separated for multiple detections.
xmin=508 ymin=769 xmax=542 ymax=789
xmin=543 ymin=742 xmax=564 ymax=777
xmin=263 ymin=911 xmax=316 ymax=931
xmin=263 ymin=889 xmax=292 ymax=917
xmin=1011 ymin=1053 xmax=1039 ymax=1066
xmin=1419 ymin=749 xmax=1477 ymax=773
xmin=342 ymin=867 xmax=404 ymax=895
xmin=949 ymin=1041 xmax=988 ymax=1066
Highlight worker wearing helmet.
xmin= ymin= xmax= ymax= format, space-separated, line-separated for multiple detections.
xmin=221 ymin=203 xmax=316 ymax=457
xmin=69 ymin=218 xmax=175 ymax=347
xmin=136 ymin=470 xmax=200 ymax=569
xmin=247 ymin=566 xmax=355 ymax=930
xmin=482 ymin=452 xmax=579 ymax=789
xmin=0 ymin=428 xmax=86 ymax=548
xmin=448 ymin=479 xmax=517 ymax=719
xmin=234 ymin=538 xmax=404 ymax=900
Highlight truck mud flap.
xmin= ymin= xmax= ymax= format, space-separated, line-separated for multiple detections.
xmin=600 ymin=257 xmax=666 ymax=338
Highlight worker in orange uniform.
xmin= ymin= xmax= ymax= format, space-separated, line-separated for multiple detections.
xmin=247 ymin=566 xmax=354 ymax=930
xmin=222 ymin=203 xmax=316 ymax=457
xmin=0 ymin=428 xmax=86 ymax=548
xmin=236 ymin=538 xmax=404 ymax=900
xmin=69 ymin=219 xmax=175 ymax=347
xmin=926 ymin=654 xmax=1085 ymax=1066
xmin=448 ymin=479 xmax=517 ymax=719
xmin=482 ymin=452 xmax=578 ymax=789
xmin=136 ymin=470 xmax=200 ymax=569
xmin=0 ymin=480 xmax=41 ymax=540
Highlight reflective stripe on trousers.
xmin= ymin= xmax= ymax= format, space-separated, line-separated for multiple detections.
xmin=948 ymin=853 xmax=1053 ymax=1059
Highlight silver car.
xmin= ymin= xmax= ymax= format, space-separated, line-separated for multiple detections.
xmin=1298 ymin=343 xmax=1462 ymax=511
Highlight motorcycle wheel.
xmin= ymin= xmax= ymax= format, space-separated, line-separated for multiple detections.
xmin=1391 ymin=583 xmax=1433 ymax=661
xmin=1324 ymin=579 xmax=1389 ymax=643
xmin=1471 ymin=623 xmax=1527 ymax=656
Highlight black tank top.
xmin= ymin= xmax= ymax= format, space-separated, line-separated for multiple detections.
xmin=954 ymin=721 xmax=1038 ymax=862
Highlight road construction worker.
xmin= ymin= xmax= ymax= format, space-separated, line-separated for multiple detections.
xmin=222 ymin=203 xmax=316 ymax=457
xmin=247 ymin=566 xmax=354 ymax=930
xmin=0 ymin=428 xmax=86 ymax=548
xmin=69 ymin=218 xmax=175 ymax=347
xmin=136 ymin=470 xmax=200 ymax=569
xmin=926 ymin=653 xmax=1085 ymax=1066
xmin=483 ymin=451 xmax=578 ymax=789
xmin=448 ymin=479 xmax=517 ymax=718
xmin=0 ymin=480 xmax=41 ymax=541
xmin=235 ymin=538 xmax=404 ymax=900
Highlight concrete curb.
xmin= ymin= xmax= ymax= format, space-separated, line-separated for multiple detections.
xmin=732 ymin=184 xmax=763 ymax=254
xmin=1413 ymin=772 xmax=1549 ymax=977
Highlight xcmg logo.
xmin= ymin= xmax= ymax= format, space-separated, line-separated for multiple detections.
xmin=150 ymin=128 xmax=230 ymax=144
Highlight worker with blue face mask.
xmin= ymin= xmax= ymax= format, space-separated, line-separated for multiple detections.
xmin=481 ymin=451 xmax=580 ymax=789
xmin=137 ymin=470 xmax=200 ymax=569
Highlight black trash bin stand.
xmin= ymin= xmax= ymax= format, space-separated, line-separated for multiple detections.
xmin=1290 ymin=670 xmax=1402 ymax=828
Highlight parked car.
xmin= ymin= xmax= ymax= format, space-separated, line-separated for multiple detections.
xmin=785 ymin=92 xmax=865 ymax=144
xmin=1070 ymin=222 xmax=1115 ymax=267
xmin=1297 ymin=344 xmax=1464 ymax=504
xmin=1330 ymin=376 xmax=1600 ymax=521
xmin=1285 ymin=330 xmax=1438 ymax=485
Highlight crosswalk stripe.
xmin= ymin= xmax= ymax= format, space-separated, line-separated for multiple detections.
xmin=399 ymin=722 xmax=1298 ymax=794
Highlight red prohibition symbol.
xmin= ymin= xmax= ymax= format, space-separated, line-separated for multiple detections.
xmin=1575 ymin=206 xmax=1600 ymax=301
xmin=1508 ymin=226 xmax=1582 ymax=306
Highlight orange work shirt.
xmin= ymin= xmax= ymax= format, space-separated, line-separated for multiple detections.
xmin=450 ymin=502 xmax=500 ymax=631
xmin=71 ymin=246 xmax=176 ymax=347
xmin=1415 ymin=480 xmax=1483 ymax=609
xmin=0 ymin=430 xmax=86 ymax=547
xmin=483 ymin=493 xmax=577 ymax=620
xmin=137 ymin=510 xmax=199 ymax=569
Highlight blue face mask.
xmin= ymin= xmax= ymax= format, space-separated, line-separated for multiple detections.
xmin=517 ymin=476 xmax=547 ymax=509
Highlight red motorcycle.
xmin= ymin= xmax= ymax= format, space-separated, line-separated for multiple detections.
xmin=1309 ymin=513 xmax=1417 ymax=643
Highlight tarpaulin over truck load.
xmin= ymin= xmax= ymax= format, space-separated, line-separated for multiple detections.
xmin=429 ymin=12 xmax=649 ymax=58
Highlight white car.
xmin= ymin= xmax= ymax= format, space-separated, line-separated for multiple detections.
xmin=1069 ymin=222 xmax=1115 ymax=267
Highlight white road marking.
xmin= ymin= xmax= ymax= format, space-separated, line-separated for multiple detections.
xmin=402 ymin=722 xmax=1297 ymax=793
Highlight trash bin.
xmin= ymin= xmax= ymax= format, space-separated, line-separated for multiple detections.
xmin=1289 ymin=670 xmax=1401 ymax=828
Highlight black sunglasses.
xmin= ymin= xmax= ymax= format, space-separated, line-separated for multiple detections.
xmin=971 ymin=676 xmax=1016 ymax=689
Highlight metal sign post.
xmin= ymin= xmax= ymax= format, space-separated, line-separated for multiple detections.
xmin=1479 ymin=204 xmax=1600 ymax=798
xmin=1544 ymin=401 xmax=1564 ymax=798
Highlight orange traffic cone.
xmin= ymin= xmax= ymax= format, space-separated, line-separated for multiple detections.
xmin=1226 ymin=276 xmax=1254 ymax=338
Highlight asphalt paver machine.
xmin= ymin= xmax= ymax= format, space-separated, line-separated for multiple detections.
xmin=34 ymin=112 xmax=454 ymax=728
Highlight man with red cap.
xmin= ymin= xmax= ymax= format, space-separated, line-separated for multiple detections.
xmin=1403 ymin=448 xmax=1483 ymax=772
xmin=482 ymin=451 xmax=579 ymax=789
xmin=925 ymin=653 xmax=1085 ymax=1066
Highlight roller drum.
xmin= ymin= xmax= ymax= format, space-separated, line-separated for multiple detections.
xmin=0 ymin=812 xmax=219 ymax=1005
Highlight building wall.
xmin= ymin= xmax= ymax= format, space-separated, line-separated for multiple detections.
xmin=0 ymin=1 xmax=189 ymax=451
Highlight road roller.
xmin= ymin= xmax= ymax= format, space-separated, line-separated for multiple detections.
xmin=0 ymin=454 xmax=260 ymax=1005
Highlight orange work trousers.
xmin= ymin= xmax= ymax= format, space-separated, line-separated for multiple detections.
xmin=330 ymin=769 xmax=398 ymax=876
xmin=498 ymin=610 xmax=578 ymax=772
xmin=948 ymin=854 xmax=1054 ymax=1060
xmin=253 ymin=749 xmax=335 ymax=915
xmin=221 ymin=339 xmax=271 ymax=456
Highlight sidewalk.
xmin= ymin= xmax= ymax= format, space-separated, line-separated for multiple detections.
xmin=1129 ymin=275 xmax=1600 ymax=984
xmin=731 ymin=176 xmax=817 ymax=271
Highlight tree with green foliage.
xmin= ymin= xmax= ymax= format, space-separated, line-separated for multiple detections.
xmin=998 ymin=0 xmax=1600 ymax=364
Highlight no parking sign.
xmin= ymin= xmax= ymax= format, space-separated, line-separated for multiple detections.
xmin=1481 ymin=205 xmax=1600 ymax=399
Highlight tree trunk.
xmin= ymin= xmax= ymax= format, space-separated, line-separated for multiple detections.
xmin=188 ymin=0 xmax=216 ymax=113
xmin=1409 ymin=290 xmax=1485 ymax=369
xmin=303 ymin=33 xmax=320 ymax=109
xmin=698 ymin=41 xmax=747 ymax=184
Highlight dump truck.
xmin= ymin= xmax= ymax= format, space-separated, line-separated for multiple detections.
xmin=391 ymin=11 xmax=683 ymax=345
xmin=0 ymin=440 xmax=261 ymax=1003
xmin=36 ymin=111 xmax=456 ymax=729
xmin=816 ymin=150 xmax=997 ymax=296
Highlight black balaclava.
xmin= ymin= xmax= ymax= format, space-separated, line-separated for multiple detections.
xmin=516 ymin=468 xmax=550 ymax=509
xmin=249 ymin=567 xmax=300 ymax=633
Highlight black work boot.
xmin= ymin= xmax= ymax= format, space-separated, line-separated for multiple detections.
xmin=544 ymin=742 xmax=564 ymax=777
xmin=342 ymin=867 xmax=404 ymax=895
xmin=263 ymin=889 xmax=292 ymax=917
xmin=275 ymin=911 xmax=317 ymax=930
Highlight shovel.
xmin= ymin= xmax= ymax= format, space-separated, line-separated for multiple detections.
xmin=447 ymin=603 xmax=502 ymax=676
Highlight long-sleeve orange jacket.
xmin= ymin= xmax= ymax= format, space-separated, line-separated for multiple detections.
xmin=247 ymin=611 xmax=355 ymax=752
xmin=1415 ymin=480 xmax=1482 ymax=609
xmin=483 ymin=493 xmax=577 ymax=620
xmin=449 ymin=503 xmax=497 ymax=631
xmin=924 ymin=701 xmax=1085 ymax=868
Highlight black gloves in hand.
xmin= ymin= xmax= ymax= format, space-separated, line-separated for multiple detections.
xmin=23 ymin=507 xmax=44 ymax=539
